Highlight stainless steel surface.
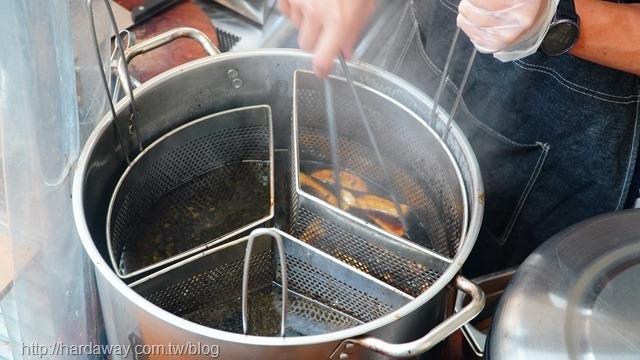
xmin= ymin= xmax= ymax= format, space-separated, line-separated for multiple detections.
xmin=88 ymin=0 xmax=137 ymax=163
xmin=196 ymin=0 xmax=296 ymax=51
xmin=109 ymin=26 xmax=220 ymax=155
xmin=290 ymin=58 xmax=481 ymax=354
xmin=455 ymin=268 xmax=516 ymax=357
xmin=322 ymin=78 xmax=344 ymax=210
xmin=119 ymin=27 xmax=220 ymax=100
xmin=108 ymin=105 xmax=274 ymax=278
xmin=292 ymin=70 xmax=465 ymax=264
xmin=109 ymin=30 xmax=138 ymax=103
xmin=123 ymin=27 xmax=220 ymax=62
xmin=489 ymin=209 xmax=640 ymax=360
xmin=429 ymin=27 xmax=477 ymax=141
xmin=131 ymin=227 xmax=412 ymax=337
xmin=112 ymin=2 xmax=134 ymax=30
xmin=330 ymin=275 xmax=485 ymax=359
xmin=336 ymin=52 xmax=409 ymax=236
xmin=212 ymin=0 xmax=277 ymax=25
xmin=195 ymin=0 xmax=396 ymax=56
xmin=73 ymin=49 xmax=484 ymax=359
xmin=241 ymin=228 xmax=289 ymax=337
xmin=131 ymin=0 xmax=185 ymax=25
xmin=442 ymin=48 xmax=476 ymax=140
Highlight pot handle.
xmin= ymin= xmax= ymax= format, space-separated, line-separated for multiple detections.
xmin=117 ymin=27 xmax=220 ymax=98
xmin=329 ymin=275 xmax=485 ymax=359
xmin=123 ymin=27 xmax=220 ymax=60
xmin=454 ymin=267 xmax=516 ymax=358
xmin=89 ymin=0 xmax=222 ymax=162
xmin=112 ymin=26 xmax=220 ymax=157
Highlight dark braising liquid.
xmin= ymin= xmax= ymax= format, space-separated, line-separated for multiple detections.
xmin=119 ymin=161 xmax=271 ymax=275
xmin=182 ymin=284 xmax=361 ymax=336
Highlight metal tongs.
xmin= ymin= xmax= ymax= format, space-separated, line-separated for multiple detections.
xmin=430 ymin=27 xmax=477 ymax=140
xmin=324 ymin=53 xmax=410 ymax=237
xmin=324 ymin=28 xmax=476 ymax=238
xmin=87 ymin=0 xmax=220 ymax=165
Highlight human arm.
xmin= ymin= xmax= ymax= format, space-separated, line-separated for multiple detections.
xmin=570 ymin=0 xmax=640 ymax=76
xmin=457 ymin=0 xmax=559 ymax=61
xmin=457 ymin=0 xmax=640 ymax=75
xmin=278 ymin=0 xmax=377 ymax=77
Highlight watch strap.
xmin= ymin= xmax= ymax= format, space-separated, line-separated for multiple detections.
xmin=556 ymin=0 xmax=579 ymax=23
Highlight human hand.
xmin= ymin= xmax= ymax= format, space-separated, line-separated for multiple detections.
xmin=457 ymin=0 xmax=559 ymax=61
xmin=278 ymin=0 xmax=377 ymax=77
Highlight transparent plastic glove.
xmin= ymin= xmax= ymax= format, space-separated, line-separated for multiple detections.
xmin=457 ymin=0 xmax=559 ymax=61
xmin=278 ymin=0 xmax=377 ymax=77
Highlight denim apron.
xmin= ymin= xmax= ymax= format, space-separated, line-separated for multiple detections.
xmin=363 ymin=0 xmax=640 ymax=277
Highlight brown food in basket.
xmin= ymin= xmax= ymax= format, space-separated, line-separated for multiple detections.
xmin=299 ymin=172 xmax=339 ymax=207
xmin=366 ymin=212 xmax=405 ymax=237
xmin=300 ymin=169 xmax=409 ymax=237
xmin=352 ymin=194 xmax=409 ymax=218
xmin=310 ymin=168 xmax=369 ymax=192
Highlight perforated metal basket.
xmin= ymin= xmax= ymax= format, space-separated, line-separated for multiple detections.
xmin=125 ymin=70 xmax=468 ymax=334
xmin=289 ymin=71 xmax=466 ymax=297
xmin=130 ymin=228 xmax=413 ymax=337
xmin=108 ymin=105 xmax=274 ymax=278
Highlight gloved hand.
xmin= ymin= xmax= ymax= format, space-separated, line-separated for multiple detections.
xmin=457 ymin=0 xmax=560 ymax=61
xmin=278 ymin=0 xmax=377 ymax=77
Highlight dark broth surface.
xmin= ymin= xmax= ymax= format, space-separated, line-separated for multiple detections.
xmin=182 ymin=284 xmax=362 ymax=336
xmin=119 ymin=161 xmax=271 ymax=275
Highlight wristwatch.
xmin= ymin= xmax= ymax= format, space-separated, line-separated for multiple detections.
xmin=540 ymin=0 xmax=580 ymax=56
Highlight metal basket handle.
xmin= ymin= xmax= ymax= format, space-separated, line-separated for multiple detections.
xmin=329 ymin=275 xmax=484 ymax=359
xmin=116 ymin=26 xmax=220 ymax=100
xmin=88 ymin=0 xmax=220 ymax=162
xmin=242 ymin=228 xmax=289 ymax=337
xmin=111 ymin=26 xmax=220 ymax=154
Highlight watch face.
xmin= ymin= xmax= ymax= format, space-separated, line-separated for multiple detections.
xmin=541 ymin=20 xmax=579 ymax=56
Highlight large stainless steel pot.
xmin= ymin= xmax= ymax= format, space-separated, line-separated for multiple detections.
xmin=488 ymin=209 xmax=640 ymax=360
xmin=73 ymin=45 xmax=484 ymax=359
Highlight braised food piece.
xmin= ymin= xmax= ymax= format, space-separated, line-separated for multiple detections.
xmin=300 ymin=169 xmax=410 ymax=238
xmin=300 ymin=172 xmax=358 ymax=211
xmin=310 ymin=169 xmax=369 ymax=192
xmin=299 ymin=172 xmax=338 ymax=206
xmin=352 ymin=194 xmax=409 ymax=218
xmin=366 ymin=212 xmax=405 ymax=237
xmin=299 ymin=218 xmax=325 ymax=245
xmin=338 ymin=188 xmax=357 ymax=211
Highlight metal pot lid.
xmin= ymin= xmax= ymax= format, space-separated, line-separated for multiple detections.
xmin=489 ymin=209 xmax=640 ymax=360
